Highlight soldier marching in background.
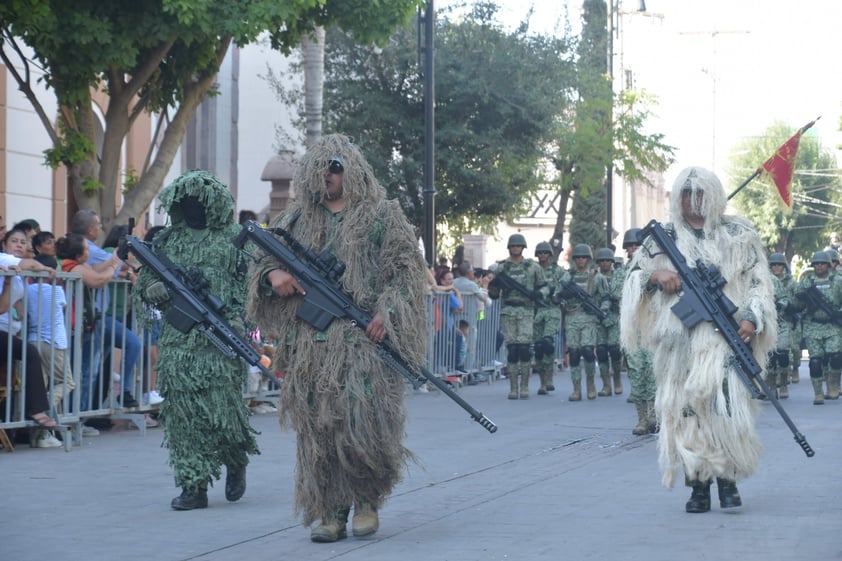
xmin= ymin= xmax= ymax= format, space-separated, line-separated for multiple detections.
xmin=793 ymin=250 xmax=842 ymax=404
xmin=488 ymin=234 xmax=547 ymax=399
xmin=768 ymin=253 xmax=797 ymax=399
xmin=618 ymin=229 xmax=657 ymax=435
xmin=593 ymin=247 xmax=623 ymax=397
xmin=561 ymin=244 xmax=608 ymax=401
xmin=533 ymin=242 xmax=568 ymax=395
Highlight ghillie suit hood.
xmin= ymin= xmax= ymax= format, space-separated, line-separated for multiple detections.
xmin=158 ymin=169 xmax=236 ymax=230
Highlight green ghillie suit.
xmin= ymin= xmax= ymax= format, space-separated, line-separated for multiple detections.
xmin=620 ymin=167 xmax=776 ymax=489
xmin=246 ymin=134 xmax=428 ymax=527
xmin=134 ymin=171 xmax=259 ymax=495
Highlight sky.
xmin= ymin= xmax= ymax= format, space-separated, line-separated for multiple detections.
xmin=441 ymin=0 xmax=842 ymax=189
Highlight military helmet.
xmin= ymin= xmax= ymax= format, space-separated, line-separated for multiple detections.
xmin=570 ymin=243 xmax=592 ymax=259
xmin=622 ymin=228 xmax=642 ymax=248
xmin=507 ymin=233 xmax=527 ymax=248
xmin=768 ymin=252 xmax=787 ymax=267
xmin=828 ymin=248 xmax=840 ymax=264
xmin=811 ymin=250 xmax=831 ymax=266
xmin=595 ymin=248 xmax=614 ymax=262
xmin=534 ymin=241 xmax=552 ymax=255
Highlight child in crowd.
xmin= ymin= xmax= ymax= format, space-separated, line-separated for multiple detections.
xmin=26 ymin=254 xmax=73 ymax=447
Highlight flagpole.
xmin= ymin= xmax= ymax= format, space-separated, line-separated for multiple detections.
xmin=726 ymin=169 xmax=760 ymax=201
xmin=726 ymin=117 xmax=820 ymax=201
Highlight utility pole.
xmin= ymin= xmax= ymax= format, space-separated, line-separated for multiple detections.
xmin=419 ymin=2 xmax=436 ymax=265
xmin=677 ymin=27 xmax=750 ymax=171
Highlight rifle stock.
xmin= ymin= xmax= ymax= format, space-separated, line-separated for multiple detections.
xmin=122 ymin=236 xmax=274 ymax=379
xmin=797 ymin=284 xmax=842 ymax=326
xmin=639 ymin=219 xmax=814 ymax=458
xmin=488 ymin=271 xmax=547 ymax=308
xmin=560 ymin=279 xmax=607 ymax=320
xmin=235 ymin=221 xmax=497 ymax=434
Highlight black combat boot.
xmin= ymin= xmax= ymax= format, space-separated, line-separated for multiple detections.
xmin=716 ymin=477 xmax=742 ymax=509
xmin=685 ymin=480 xmax=711 ymax=513
xmin=225 ymin=464 xmax=247 ymax=502
xmin=171 ymin=486 xmax=208 ymax=510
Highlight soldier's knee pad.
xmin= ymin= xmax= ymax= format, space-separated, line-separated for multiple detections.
xmin=517 ymin=344 xmax=532 ymax=362
xmin=507 ymin=345 xmax=519 ymax=364
xmin=608 ymin=345 xmax=622 ymax=362
xmin=533 ymin=342 xmax=545 ymax=361
xmin=595 ymin=344 xmax=609 ymax=362
xmin=581 ymin=347 xmax=596 ymax=363
xmin=809 ymin=357 xmax=824 ymax=379
xmin=542 ymin=336 xmax=555 ymax=357
xmin=568 ymin=348 xmax=582 ymax=367
xmin=830 ymin=353 xmax=842 ymax=370
xmin=775 ymin=350 xmax=790 ymax=368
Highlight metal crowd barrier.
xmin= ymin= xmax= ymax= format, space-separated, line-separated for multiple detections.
xmin=1 ymin=274 xmax=554 ymax=451
xmin=425 ymin=292 xmax=505 ymax=385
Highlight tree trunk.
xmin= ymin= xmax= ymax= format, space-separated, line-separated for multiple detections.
xmin=302 ymin=27 xmax=325 ymax=148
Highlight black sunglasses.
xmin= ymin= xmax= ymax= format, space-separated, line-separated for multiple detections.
xmin=327 ymin=160 xmax=344 ymax=174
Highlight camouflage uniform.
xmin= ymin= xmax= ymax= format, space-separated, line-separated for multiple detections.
xmin=489 ymin=254 xmax=547 ymax=399
xmin=594 ymin=254 xmax=623 ymax=396
xmin=533 ymin=259 xmax=569 ymax=395
xmin=562 ymin=253 xmax=608 ymax=401
xmin=769 ymin=254 xmax=797 ymax=398
xmin=617 ymin=228 xmax=656 ymax=435
xmin=794 ymin=252 xmax=842 ymax=404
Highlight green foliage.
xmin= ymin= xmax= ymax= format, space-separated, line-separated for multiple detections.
xmin=123 ymin=165 xmax=140 ymax=194
xmin=562 ymin=0 xmax=673 ymax=250
xmin=43 ymin=123 xmax=96 ymax=168
xmin=727 ymin=121 xmax=841 ymax=260
xmin=1 ymin=0 xmax=417 ymax=223
xmin=270 ymin=2 xmax=577 ymax=235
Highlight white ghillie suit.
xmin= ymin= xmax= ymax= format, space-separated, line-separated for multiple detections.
xmin=620 ymin=167 xmax=777 ymax=488
xmin=246 ymin=134 xmax=428 ymax=526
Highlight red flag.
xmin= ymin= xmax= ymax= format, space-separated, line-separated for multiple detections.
xmin=758 ymin=119 xmax=817 ymax=208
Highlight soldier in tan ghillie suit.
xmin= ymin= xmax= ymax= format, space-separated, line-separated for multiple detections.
xmin=620 ymin=166 xmax=776 ymax=514
xmin=246 ymin=134 xmax=428 ymax=543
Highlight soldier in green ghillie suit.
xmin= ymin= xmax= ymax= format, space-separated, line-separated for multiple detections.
xmin=134 ymin=170 xmax=259 ymax=511
xmin=246 ymin=134 xmax=428 ymax=543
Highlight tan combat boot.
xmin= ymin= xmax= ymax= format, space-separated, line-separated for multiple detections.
xmin=826 ymin=371 xmax=841 ymax=400
xmin=569 ymin=376 xmax=582 ymax=401
xmin=612 ymin=369 xmax=624 ymax=395
xmin=537 ymin=370 xmax=549 ymax=395
xmin=586 ymin=373 xmax=597 ymax=400
xmin=508 ymin=367 xmax=519 ymax=400
xmin=311 ymin=507 xmax=350 ymax=543
xmin=519 ymin=371 xmax=530 ymax=399
xmin=352 ymin=501 xmax=379 ymax=537
xmin=811 ymin=378 xmax=825 ymax=405
xmin=790 ymin=364 xmax=800 ymax=383
xmin=632 ymin=401 xmax=648 ymax=435
xmin=777 ymin=368 xmax=789 ymax=399
xmin=598 ymin=373 xmax=612 ymax=396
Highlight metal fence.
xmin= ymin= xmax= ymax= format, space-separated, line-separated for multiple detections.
xmin=2 ymin=277 xmax=524 ymax=451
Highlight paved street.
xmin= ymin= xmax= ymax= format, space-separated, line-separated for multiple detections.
xmin=2 ymin=363 xmax=839 ymax=561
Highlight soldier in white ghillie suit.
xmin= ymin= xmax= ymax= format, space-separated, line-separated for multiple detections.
xmin=620 ymin=166 xmax=776 ymax=514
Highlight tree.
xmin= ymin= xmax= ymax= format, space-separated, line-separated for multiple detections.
xmin=0 ymin=0 xmax=422 ymax=234
xmin=727 ymin=121 xmax=841 ymax=261
xmin=269 ymin=2 xmax=578 ymax=235
xmin=550 ymin=0 xmax=673 ymax=256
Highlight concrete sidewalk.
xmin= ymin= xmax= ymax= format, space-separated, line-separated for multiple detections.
xmin=2 ymin=364 xmax=839 ymax=561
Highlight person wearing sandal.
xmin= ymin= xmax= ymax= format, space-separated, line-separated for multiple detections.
xmin=0 ymin=228 xmax=57 ymax=435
